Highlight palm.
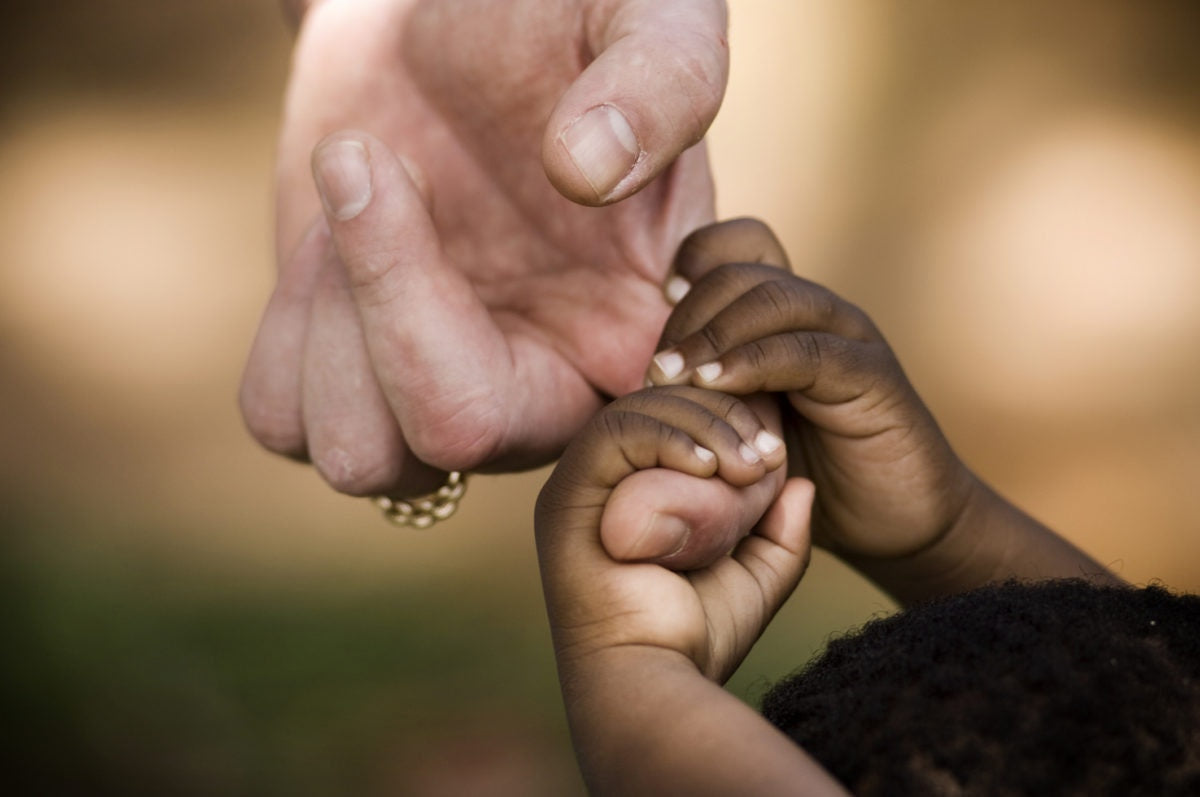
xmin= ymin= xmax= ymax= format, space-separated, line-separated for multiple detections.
xmin=599 ymin=562 xmax=712 ymax=666
xmin=584 ymin=532 xmax=790 ymax=683
xmin=277 ymin=0 xmax=714 ymax=407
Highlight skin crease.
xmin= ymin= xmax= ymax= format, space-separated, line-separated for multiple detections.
xmin=240 ymin=0 xmax=733 ymax=528
xmin=534 ymin=385 xmax=847 ymax=795
xmin=536 ymin=386 xmax=794 ymax=680
xmin=647 ymin=255 xmax=974 ymax=563
xmin=635 ymin=220 xmax=1120 ymax=602
xmin=534 ymin=221 xmax=1118 ymax=796
xmin=601 ymin=394 xmax=786 ymax=569
xmin=602 ymin=220 xmax=798 ymax=567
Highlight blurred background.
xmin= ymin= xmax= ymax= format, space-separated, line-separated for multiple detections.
xmin=2 ymin=1 xmax=1198 ymax=794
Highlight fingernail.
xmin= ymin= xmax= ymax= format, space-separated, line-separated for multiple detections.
xmin=631 ymin=512 xmax=691 ymax=560
xmin=754 ymin=430 xmax=783 ymax=456
xmin=694 ymin=445 xmax=715 ymax=463
xmin=696 ymin=361 xmax=723 ymax=383
xmin=313 ymin=139 xmax=372 ymax=221
xmin=653 ymin=350 xmax=685 ymax=380
xmin=739 ymin=442 xmax=761 ymax=465
xmin=560 ymin=104 xmax=641 ymax=199
xmin=665 ymin=275 xmax=691 ymax=305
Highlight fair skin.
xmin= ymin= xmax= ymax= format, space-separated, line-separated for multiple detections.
xmin=240 ymin=0 xmax=729 ymax=498
xmin=535 ymin=219 xmax=1119 ymax=793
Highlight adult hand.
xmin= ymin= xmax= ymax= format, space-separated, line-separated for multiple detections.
xmin=239 ymin=0 xmax=729 ymax=498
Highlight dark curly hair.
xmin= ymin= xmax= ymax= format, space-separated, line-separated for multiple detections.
xmin=761 ymin=579 xmax=1200 ymax=796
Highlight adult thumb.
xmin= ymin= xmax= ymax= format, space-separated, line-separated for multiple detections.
xmin=542 ymin=0 xmax=729 ymax=206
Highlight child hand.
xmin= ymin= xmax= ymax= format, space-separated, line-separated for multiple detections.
xmin=536 ymin=386 xmax=815 ymax=683
xmin=647 ymin=219 xmax=975 ymax=563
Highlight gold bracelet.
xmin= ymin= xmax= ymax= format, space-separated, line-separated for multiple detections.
xmin=373 ymin=471 xmax=467 ymax=529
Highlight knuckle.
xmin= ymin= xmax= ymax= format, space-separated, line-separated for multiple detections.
xmin=240 ymin=400 xmax=307 ymax=459
xmin=793 ymin=332 xmax=825 ymax=370
xmin=744 ymin=339 xmax=771 ymax=372
xmin=703 ymin=261 xmax=751 ymax=293
xmin=748 ymin=279 xmax=795 ymax=322
xmin=598 ymin=409 xmax=631 ymax=441
xmin=596 ymin=410 xmax=657 ymax=471
xmin=809 ymin=284 xmax=839 ymax=323
xmin=727 ymin=217 xmax=787 ymax=265
xmin=707 ymin=390 xmax=744 ymax=422
xmin=669 ymin=32 xmax=728 ymax=143
xmin=311 ymin=442 xmax=399 ymax=497
xmin=344 ymin=248 xmax=405 ymax=309
xmin=696 ymin=322 xmax=728 ymax=355
xmin=847 ymin=301 xmax=884 ymax=341
xmin=608 ymin=391 xmax=654 ymax=421
xmin=404 ymin=391 xmax=507 ymax=472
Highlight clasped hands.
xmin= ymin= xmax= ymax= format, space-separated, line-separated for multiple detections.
xmin=240 ymin=0 xmax=970 ymax=581
xmin=538 ymin=217 xmax=975 ymax=684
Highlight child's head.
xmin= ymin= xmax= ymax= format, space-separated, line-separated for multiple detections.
xmin=762 ymin=579 xmax=1200 ymax=795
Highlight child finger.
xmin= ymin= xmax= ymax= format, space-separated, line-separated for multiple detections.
xmin=692 ymin=477 xmax=815 ymax=681
xmin=725 ymin=477 xmax=814 ymax=614
xmin=536 ymin=407 xmax=722 ymax=553
xmin=632 ymin=386 xmax=786 ymax=471
xmin=652 ymin=275 xmax=879 ymax=386
xmin=654 ymin=263 xmax=793 ymax=372
xmin=615 ymin=389 xmax=775 ymax=486
xmin=572 ymin=408 xmax=722 ymax=491
xmin=690 ymin=331 xmax=899 ymax=405
xmin=666 ymin=218 xmax=791 ymax=304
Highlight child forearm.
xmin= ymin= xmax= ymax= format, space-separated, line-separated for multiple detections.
xmin=843 ymin=475 xmax=1123 ymax=606
xmin=557 ymin=646 xmax=847 ymax=796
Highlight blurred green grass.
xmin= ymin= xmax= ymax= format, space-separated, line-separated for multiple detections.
xmin=2 ymin=504 xmax=575 ymax=795
xmin=2 ymin=499 xmax=892 ymax=796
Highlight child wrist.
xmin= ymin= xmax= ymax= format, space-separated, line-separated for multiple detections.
xmin=557 ymin=640 xmax=703 ymax=682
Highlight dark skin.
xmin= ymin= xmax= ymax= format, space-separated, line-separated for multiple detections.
xmin=632 ymin=218 xmax=1119 ymax=600
xmin=537 ymin=219 xmax=1119 ymax=794
xmin=645 ymin=218 xmax=970 ymax=562
xmin=536 ymin=386 xmax=841 ymax=796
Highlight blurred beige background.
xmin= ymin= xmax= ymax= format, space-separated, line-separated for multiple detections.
xmin=3 ymin=1 xmax=1198 ymax=795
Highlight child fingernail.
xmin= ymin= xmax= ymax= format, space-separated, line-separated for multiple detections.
xmin=665 ymin=275 xmax=691 ymax=305
xmin=754 ymin=430 xmax=783 ymax=456
xmin=653 ymin=350 xmax=685 ymax=380
xmin=696 ymin=361 xmax=723 ymax=383
xmin=739 ymin=443 xmax=761 ymax=465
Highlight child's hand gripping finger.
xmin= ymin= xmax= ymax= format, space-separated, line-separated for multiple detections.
xmin=594 ymin=219 xmax=794 ymax=571
xmin=536 ymin=386 xmax=815 ymax=683
xmin=646 ymin=219 xmax=975 ymax=562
